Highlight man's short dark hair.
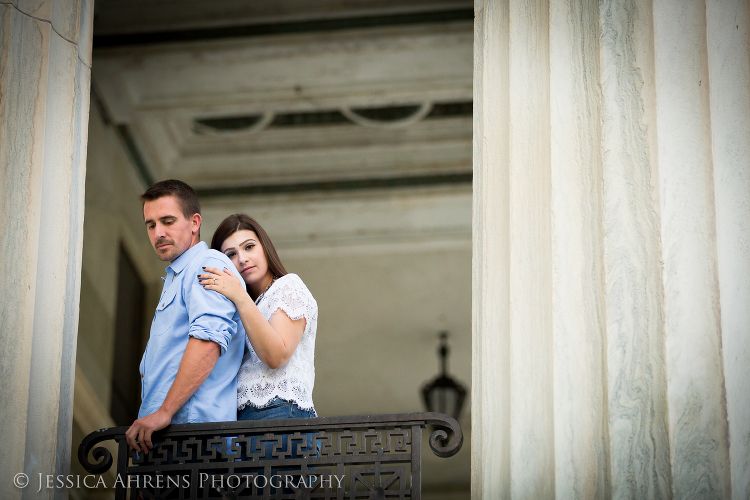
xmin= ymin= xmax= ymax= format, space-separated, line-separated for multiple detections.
xmin=140 ymin=179 xmax=201 ymax=219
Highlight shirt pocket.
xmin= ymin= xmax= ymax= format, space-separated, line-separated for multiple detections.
xmin=151 ymin=286 xmax=178 ymax=336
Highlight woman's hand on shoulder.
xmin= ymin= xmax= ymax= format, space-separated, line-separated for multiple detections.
xmin=198 ymin=266 xmax=248 ymax=305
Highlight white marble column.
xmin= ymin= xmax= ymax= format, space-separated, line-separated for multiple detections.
xmin=0 ymin=1 xmax=93 ymax=499
xmin=472 ymin=1 xmax=511 ymax=498
xmin=705 ymin=2 xmax=750 ymax=498
xmin=652 ymin=0 xmax=731 ymax=497
xmin=599 ymin=1 xmax=672 ymax=497
xmin=473 ymin=0 xmax=748 ymax=498
xmin=550 ymin=0 xmax=609 ymax=497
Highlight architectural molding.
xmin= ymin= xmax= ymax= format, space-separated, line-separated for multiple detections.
xmin=94 ymin=9 xmax=473 ymax=47
xmin=196 ymin=172 xmax=472 ymax=198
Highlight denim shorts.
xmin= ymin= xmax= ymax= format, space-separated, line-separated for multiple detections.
xmin=238 ymin=397 xmax=318 ymax=459
xmin=238 ymin=397 xmax=316 ymax=421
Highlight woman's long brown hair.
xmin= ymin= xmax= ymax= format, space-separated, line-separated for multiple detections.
xmin=210 ymin=214 xmax=288 ymax=280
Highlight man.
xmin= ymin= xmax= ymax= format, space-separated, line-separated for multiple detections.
xmin=125 ymin=179 xmax=245 ymax=453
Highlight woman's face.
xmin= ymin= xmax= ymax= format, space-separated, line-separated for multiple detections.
xmin=220 ymin=229 xmax=270 ymax=285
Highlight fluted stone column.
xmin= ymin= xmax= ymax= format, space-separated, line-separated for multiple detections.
xmin=473 ymin=0 xmax=750 ymax=498
xmin=705 ymin=3 xmax=750 ymax=498
xmin=0 ymin=0 xmax=93 ymax=498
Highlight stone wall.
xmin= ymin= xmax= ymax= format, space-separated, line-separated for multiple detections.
xmin=72 ymin=101 xmax=165 ymax=430
xmin=67 ymin=94 xmax=166 ymax=500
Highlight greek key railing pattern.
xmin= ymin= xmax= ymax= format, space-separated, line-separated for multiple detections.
xmin=78 ymin=413 xmax=462 ymax=499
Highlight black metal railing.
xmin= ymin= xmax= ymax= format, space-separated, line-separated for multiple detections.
xmin=78 ymin=412 xmax=463 ymax=499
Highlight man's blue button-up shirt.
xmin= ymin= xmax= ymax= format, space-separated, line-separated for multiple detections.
xmin=138 ymin=241 xmax=245 ymax=423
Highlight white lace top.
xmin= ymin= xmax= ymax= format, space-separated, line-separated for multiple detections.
xmin=237 ymin=273 xmax=317 ymax=412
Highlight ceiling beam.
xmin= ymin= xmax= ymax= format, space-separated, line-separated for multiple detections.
xmin=93 ymin=8 xmax=474 ymax=47
xmin=196 ymin=172 xmax=472 ymax=198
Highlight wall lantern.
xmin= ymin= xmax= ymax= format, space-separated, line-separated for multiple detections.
xmin=421 ymin=332 xmax=467 ymax=420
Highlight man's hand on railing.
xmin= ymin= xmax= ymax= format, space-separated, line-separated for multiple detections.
xmin=125 ymin=408 xmax=172 ymax=453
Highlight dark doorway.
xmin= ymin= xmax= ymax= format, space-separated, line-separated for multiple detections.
xmin=110 ymin=244 xmax=146 ymax=426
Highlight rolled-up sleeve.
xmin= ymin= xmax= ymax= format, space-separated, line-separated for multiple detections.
xmin=184 ymin=256 xmax=239 ymax=356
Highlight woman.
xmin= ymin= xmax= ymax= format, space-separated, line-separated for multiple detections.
xmin=197 ymin=214 xmax=317 ymax=423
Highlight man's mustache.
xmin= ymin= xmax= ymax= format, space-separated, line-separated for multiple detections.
xmin=155 ymin=238 xmax=173 ymax=247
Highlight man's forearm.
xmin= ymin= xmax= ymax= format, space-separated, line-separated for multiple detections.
xmin=159 ymin=337 xmax=220 ymax=417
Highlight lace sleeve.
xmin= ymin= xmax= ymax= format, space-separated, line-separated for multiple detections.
xmin=262 ymin=274 xmax=317 ymax=325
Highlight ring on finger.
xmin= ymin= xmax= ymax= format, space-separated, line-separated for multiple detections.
xmin=213 ymin=278 xmax=216 ymax=285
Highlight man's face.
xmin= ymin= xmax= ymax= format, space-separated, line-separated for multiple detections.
xmin=143 ymin=195 xmax=201 ymax=262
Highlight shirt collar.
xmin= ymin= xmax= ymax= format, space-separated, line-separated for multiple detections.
xmin=167 ymin=241 xmax=208 ymax=275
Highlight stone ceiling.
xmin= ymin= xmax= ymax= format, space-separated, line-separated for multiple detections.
xmin=92 ymin=19 xmax=473 ymax=191
xmin=90 ymin=3 xmax=474 ymax=253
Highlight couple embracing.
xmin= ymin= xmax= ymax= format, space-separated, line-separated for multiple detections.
xmin=125 ymin=179 xmax=317 ymax=454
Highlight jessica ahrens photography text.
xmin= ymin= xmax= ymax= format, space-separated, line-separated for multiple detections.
xmin=21 ymin=473 xmax=345 ymax=492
